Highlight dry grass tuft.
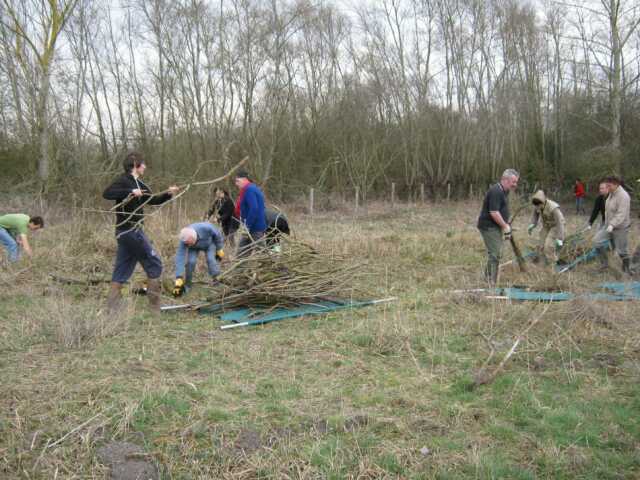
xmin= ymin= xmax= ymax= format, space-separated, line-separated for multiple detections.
xmin=19 ymin=295 xmax=132 ymax=349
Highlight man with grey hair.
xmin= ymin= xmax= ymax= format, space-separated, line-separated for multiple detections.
xmin=593 ymin=175 xmax=631 ymax=274
xmin=173 ymin=222 xmax=225 ymax=297
xmin=477 ymin=169 xmax=520 ymax=284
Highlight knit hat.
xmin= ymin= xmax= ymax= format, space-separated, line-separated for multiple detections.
xmin=235 ymin=169 xmax=250 ymax=179
xmin=179 ymin=227 xmax=197 ymax=243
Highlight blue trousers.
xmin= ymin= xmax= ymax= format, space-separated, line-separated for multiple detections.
xmin=180 ymin=244 xmax=220 ymax=286
xmin=0 ymin=227 xmax=19 ymax=262
xmin=112 ymin=229 xmax=163 ymax=283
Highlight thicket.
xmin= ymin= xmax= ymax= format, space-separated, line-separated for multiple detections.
xmin=1 ymin=0 xmax=639 ymax=202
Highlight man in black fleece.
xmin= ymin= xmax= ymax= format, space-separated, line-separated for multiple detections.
xmin=587 ymin=181 xmax=608 ymax=230
xmin=103 ymin=151 xmax=179 ymax=313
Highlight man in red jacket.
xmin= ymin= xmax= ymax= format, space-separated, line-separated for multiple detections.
xmin=574 ymin=179 xmax=586 ymax=215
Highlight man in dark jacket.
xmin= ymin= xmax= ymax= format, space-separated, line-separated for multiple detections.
xmin=587 ymin=181 xmax=607 ymax=229
xmin=234 ymin=170 xmax=267 ymax=256
xmin=103 ymin=151 xmax=179 ymax=312
xmin=206 ymin=187 xmax=237 ymax=243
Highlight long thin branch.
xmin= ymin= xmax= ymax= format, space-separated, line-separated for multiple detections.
xmin=86 ymin=156 xmax=249 ymax=230
xmin=474 ymin=304 xmax=551 ymax=387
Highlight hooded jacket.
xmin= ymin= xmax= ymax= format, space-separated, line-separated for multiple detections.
xmin=530 ymin=190 xmax=565 ymax=240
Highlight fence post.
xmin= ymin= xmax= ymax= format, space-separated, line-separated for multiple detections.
xmin=355 ymin=186 xmax=360 ymax=212
xmin=420 ymin=183 xmax=425 ymax=204
xmin=309 ymin=187 xmax=314 ymax=216
xmin=469 ymin=184 xmax=473 ymax=198
xmin=391 ymin=182 xmax=396 ymax=206
xmin=447 ymin=183 xmax=451 ymax=201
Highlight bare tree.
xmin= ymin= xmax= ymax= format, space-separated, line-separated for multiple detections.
xmin=1 ymin=0 xmax=79 ymax=182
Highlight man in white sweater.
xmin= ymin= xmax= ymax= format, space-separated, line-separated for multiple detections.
xmin=593 ymin=176 xmax=631 ymax=274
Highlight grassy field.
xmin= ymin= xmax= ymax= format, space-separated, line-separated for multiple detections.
xmin=1 ymin=197 xmax=640 ymax=479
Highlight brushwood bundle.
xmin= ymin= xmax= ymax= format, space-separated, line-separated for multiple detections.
xmin=202 ymin=236 xmax=368 ymax=311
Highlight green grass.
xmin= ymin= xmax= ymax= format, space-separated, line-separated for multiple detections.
xmin=1 ymin=200 xmax=640 ymax=478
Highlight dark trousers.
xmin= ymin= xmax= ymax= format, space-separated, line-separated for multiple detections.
xmin=479 ymin=227 xmax=503 ymax=284
xmin=112 ymin=229 xmax=163 ymax=283
xmin=237 ymin=231 xmax=265 ymax=258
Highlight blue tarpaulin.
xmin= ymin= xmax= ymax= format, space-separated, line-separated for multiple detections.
xmin=487 ymin=282 xmax=640 ymax=302
xmin=198 ymin=298 xmax=397 ymax=329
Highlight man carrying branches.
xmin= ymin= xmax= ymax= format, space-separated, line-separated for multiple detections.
xmin=103 ymin=151 xmax=179 ymax=313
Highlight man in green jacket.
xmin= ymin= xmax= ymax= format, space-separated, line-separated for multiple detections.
xmin=0 ymin=214 xmax=44 ymax=263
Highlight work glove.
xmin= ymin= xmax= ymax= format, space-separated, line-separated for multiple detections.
xmin=215 ymin=249 xmax=224 ymax=261
xmin=527 ymin=224 xmax=535 ymax=235
xmin=555 ymin=239 xmax=564 ymax=248
xmin=606 ymin=225 xmax=614 ymax=233
xmin=172 ymin=277 xmax=185 ymax=297
xmin=585 ymin=223 xmax=592 ymax=231
xmin=502 ymin=225 xmax=512 ymax=240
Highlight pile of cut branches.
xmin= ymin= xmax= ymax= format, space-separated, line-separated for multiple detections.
xmin=201 ymin=236 xmax=368 ymax=311
xmin=557 ymin=227 xmax=594 ymax=264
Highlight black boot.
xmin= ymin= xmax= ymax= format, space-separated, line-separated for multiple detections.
xmin=622 ymin=257 xmax=631 ymax=275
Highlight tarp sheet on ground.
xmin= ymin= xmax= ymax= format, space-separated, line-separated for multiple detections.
xmin=481 ymin=282 xmax=640 ymax=302
xmin=197 ymin=298 xmax=396 ymax=329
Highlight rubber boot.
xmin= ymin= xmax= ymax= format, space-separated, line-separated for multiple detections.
xmin=147 ymin=278 xmax=162 ymax=314
xmin=622 ymin=257 xmax=631 ymax=275
xmin=106 ymin=282 xmax=123 ymax=313
xmin=485 ymin=260 xmax=498 ymax=286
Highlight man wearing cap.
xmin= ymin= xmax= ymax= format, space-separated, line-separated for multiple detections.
xmin=234 ymin=170 xmax=267 ymax=256
xmin=103 ymin=151 xmax=179 ymax=312
xmin=0 ymin=214 xmax=44 ymax=263
xmin=477 ymin=169 xmax=520 ymax=284
xmin=172 ymin=222 xmax=225 ymax=297
xmin=527 ymin=190 xmax=565 ymax=265
xmin=593 ymin=175 xmax=631 ymax=274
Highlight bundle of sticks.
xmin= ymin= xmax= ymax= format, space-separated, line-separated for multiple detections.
xmin=201 ymin=236 xmax=366 ymax=311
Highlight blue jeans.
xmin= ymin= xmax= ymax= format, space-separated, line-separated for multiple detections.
xmin=178 ymin=244 xmax=220 ymax=286
xmin=112 ymin=229 xmax=163 ymax=283
xmin=576 ymin=197 xmax=585 ymax=214
xmin=0 ymin=227 xmax=20 ymax=262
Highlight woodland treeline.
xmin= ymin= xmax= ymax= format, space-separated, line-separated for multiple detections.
xmin=1 ymin=0 xmax=639 ymax=201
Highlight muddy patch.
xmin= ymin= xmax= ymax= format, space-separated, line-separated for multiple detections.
xmin=233 ymin=428 xmax=263 ymax=456
xmin=96 ymin=441 xmax=159 ymax=480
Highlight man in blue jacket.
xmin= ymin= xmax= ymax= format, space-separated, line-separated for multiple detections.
xmin=233 ymin=170 xmax=267 ymax=256
xmin=173 ymin=222 xmax=225 ymax=296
